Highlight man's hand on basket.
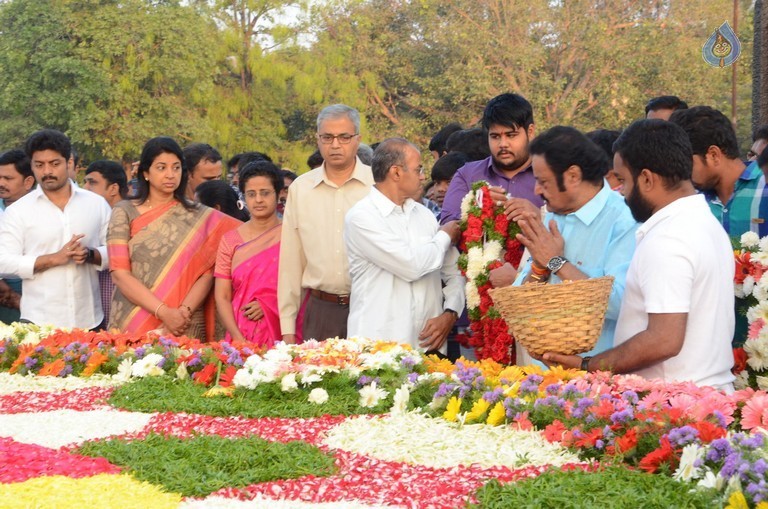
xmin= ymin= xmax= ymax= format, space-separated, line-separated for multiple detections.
xmin=531 ymin=351 xmax=582 ymax=370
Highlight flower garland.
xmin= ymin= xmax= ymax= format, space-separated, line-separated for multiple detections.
xmin=458 ymin=181 xmax=523 ymax=364
xmin=732 ymin=232 xmax=768 ymax=391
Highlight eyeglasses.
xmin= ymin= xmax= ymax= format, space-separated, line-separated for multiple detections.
xmin=245 ymin=190 xmax=275 ymax=199
xmin=317 ymin=133 xmax=358 ymax=144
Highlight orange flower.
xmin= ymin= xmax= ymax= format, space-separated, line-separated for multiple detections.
xmin=82 ymin=351 xmax=109 ymax=377
xmin=735 ymin=250 xmax=752 ymax=284
xmin=9 ymin=345 xmax=35 ymax=374
xmin=614 ymin=427 xmax=638 ymax=453
xmin=732 ymin=348 xmax=748 ymax=374
xmin=423 ymin=355 xmax=454 ymax=376
xmin=38 ymin=358 xmax=66 ymax=376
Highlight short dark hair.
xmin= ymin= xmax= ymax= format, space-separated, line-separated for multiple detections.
xmin=25 ymin=129 xmax=71 ymax=161
xmin=0 ymin=149 xmax=32 ymax=179
xmin=481 ymin=93 xmax=534 ymax=131
xmin=613 ymin=119 xmax=692 ymax=187
xmin=757 ymin=145 xmax=768 ymax=170
xmin=644 ymin=95 xmax=688 ymax=115
xmin=753 ymin=124 xmax=768 ymax=142
xmin=428 ymin=122 xmax=463 ymax=156
xmin=183 ymin=143 xmax=222 ymax=175
xmin=669 ymin=105 xmax=739 ymax=159
xmin=136 ymin=137 xmax=195 ymax=210
xmin=431 ymin=152 xmax=468 ymax=182
xmin=238 ymin=159 xmax=284 ymax=195
xmin=306 ymin=150 xmax=324 ymax=169
xmin=281 ymin=169 xmax=298 ymax=183
xmin=228 ymin=151 xmax=273 ymax=172
xmin=195 ymin=180 xmax=248 ymax=221
xmin=586 ymin=129 xmax=621 ymax=171
xmin=529 ymin=126 xmax=608 ymax=191
xmin=371 ymin=138 xmax=416 ymax=183
xmin=86 ymin=160 xmax=128 ymax=199
xmin=445 ymin=128 xmax=490 ymax=161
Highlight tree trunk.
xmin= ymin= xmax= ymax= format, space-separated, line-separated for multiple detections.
xmin=754 ymin=0 xmax=768 ymax=129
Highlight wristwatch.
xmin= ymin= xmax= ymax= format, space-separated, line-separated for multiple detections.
xmin=86 ymin=248 xmax=95 ymax=264
xmin=546 ymin=255 xmax=568 ymax=274
xmin=444 ymin=308 xmax=459 ymax=319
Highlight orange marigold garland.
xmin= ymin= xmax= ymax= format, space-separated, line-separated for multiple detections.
xmin=457 ymin=181 xmax=523 ymax=364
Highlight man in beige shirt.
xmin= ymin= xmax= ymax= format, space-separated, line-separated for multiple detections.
xmin=278 ymin=104 xmax=374 ymax=343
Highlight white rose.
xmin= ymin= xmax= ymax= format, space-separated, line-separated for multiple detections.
xmin=308 ymin=388 xmax=329 ymax=404
xmin=741 ymin=231 xmax=760 ymax=249
xmin=280 ymin=373 xmax=299 ymax=392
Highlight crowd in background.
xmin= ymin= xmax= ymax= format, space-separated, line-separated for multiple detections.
xmin=0 ymin=93 xmax=767 ymax=392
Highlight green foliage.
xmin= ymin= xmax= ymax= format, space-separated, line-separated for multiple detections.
xmin=469 ymin=467 xmax=721 ymax=509
xmin=109 ymin=373 xmax=433 ymax=417
xmin=0 ymin=0 xmax=757 ymax=168
xmin=76 ymin=433 xmax=336 ymax=497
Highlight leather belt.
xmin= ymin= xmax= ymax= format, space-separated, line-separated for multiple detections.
xmin=309 ymin=288 xmax=350 ymax=306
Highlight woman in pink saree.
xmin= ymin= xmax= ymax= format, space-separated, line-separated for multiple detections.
xmin=214 ymin=160 xmax=301 ymax=346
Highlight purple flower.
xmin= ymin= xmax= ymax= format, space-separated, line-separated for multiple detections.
xmin=503 ymin=397 xmax=524 ymax=419
xmin=666 ymin=425 xmax=699 ymax=448
xmin=407 ymin=372 xmax=419 ymax=384
xmin=401 ymin=356 xmax=416 ymax=369
xmin=483 ymin=387 xmax=504 ymax=404
xmin=60 ymin=364 xmax=73 ymax=377
xmin=545 ymin=383 xmax=561 ymax=395
xmin=34 ymin=346 xmax=44 ymax=353
xmin=135 ymin=347 xmax=146 ymax=359
xmin=595 ymin=439 xmax=605 ymax=450
xmin=519 ymin=375 xmax=543 ymax=394
xmin=610 ymin=408 xmax=634 ymax=425
xmin=434 ymin=383 xmax=457 ymax=399
xmin=706 ymin=438 xmax=733 ymax=463
xmin=24 ymin=357 xmax=37 ymax=368
xmin=187 ymin=355 xmax=201 ymax=367
xmin=561 ymin=383 xmax=581 ymax=398
xmin=79 ymin=354 xmax=88 ymax=363
xmin=621 ymin=390 xmax=639 ymax=404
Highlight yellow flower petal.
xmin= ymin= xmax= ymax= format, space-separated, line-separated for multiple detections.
xmin=443 ymin=396 xmax=462 ymax=422
xmin=726 ymin=491 xmax=749 ymax=509
xmin=465 ymin=398 xmax=491 ymax=423
xmin=202 ymin=386 xmax=235 ymax=398
xmin=486 ymin=401 xmax=506 ymax=426
xmin=0 ymin=474 xmax=180 ymax=508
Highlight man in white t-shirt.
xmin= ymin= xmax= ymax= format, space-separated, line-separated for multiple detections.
xmin=541 ymin=119 xmax=734 ymax=391
xmin=344 ymin=138 xmax=464 ymax=354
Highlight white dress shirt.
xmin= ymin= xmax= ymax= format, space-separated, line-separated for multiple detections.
xmin=0 ymin=183 xmax=111 ymax=329
xmin=344 ymin=187 xmax=465 ymax=352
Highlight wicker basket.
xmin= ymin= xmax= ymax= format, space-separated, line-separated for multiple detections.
xmin=488 ymin=276 xmax=614 ymax=356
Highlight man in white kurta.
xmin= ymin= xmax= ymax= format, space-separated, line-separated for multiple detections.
xmin=344 ymin=138 xmax=464 ymax=354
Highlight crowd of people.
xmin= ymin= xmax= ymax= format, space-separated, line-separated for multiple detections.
xmin=1 ymin=94 xmax=767 ymax=393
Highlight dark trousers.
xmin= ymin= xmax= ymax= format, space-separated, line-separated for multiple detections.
xmin=302 ymin=293 xmax=349 ymax=341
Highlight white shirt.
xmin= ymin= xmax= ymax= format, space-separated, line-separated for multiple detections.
xmin=0 ymin=183 xmax=111 ymax=329
xmin=613 ymin=194 xmax=735 ymax=390
xmin=344 ymin=187 xmax=465 ymax=352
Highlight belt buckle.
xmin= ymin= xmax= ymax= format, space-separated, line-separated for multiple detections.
xmin=337 ymin=294 xmax=350 ymax=306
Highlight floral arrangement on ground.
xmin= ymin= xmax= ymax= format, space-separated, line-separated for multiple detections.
xmin=1 ymin=323 xmax=768 ymax=508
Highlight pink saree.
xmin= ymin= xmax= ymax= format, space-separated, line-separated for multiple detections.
xmin=219 ymin=224 xmax=303 ymax=347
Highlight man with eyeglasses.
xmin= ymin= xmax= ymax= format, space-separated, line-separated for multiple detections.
xmin=344 ymin=138 xmax=463 ymax=354
xmin=278 ymin=104 xmax=374 ymax=343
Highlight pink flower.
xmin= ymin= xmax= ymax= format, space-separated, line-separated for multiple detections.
xmin=749 ymin=318 xmax=766 ymax=340
xmin=639 ymin=390 xmax=671 ymax=410
xmin=740 ymin=392 xmax=768 ymax=430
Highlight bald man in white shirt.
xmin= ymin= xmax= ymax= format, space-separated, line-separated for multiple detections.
xmin=344 ymin=138 xmax=464 ymax=354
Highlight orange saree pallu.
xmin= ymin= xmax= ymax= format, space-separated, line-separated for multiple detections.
xmin=107 ymin=201 xmax=240 ymax=341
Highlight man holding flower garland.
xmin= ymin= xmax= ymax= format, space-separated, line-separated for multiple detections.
xmin=513 ymin=126 xmax=638 ymax=366
xmin=542 ymin=120 xmax=735 ymax=392
xmin=344 ymin=138 xmax=464 ymax=354
xmin=440 ymin=93 xmax=545 ymax=287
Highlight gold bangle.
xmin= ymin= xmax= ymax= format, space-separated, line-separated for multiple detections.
xmin=154 ymin=302 xmax=166 ymax=318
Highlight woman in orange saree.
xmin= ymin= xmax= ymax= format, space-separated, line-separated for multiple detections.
xmin=107 ymin=137 xmax=241 ymax=341
xmin=214 ymin=160 xmax=302 ymax=347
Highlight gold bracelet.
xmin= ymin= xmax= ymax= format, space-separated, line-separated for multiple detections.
xmin=154 ymin=302 xmax=166 ymax=318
